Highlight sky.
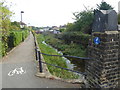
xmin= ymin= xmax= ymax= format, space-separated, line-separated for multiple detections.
xmin=5 ymin=0 xmax=120 ymax=27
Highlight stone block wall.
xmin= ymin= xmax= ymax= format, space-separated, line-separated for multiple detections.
xmin=118 ymin=31 xmax=120 ymax=89
xmin=86 ymin=31 xmax=119 ymax=88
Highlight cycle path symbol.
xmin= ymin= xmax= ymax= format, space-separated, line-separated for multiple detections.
xmin=8 ymin=67 xmax=26 ymax=76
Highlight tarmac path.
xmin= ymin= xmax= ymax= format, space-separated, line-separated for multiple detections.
xmin=1 ymin=32 xmax=80 ymax=88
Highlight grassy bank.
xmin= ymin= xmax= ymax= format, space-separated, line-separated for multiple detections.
xmin=36 ymin=34 xmax=79 ymax=79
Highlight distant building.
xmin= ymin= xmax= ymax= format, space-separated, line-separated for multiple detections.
xmin=49 ymin=26 xmax=61 ymax=34
xmin=51 ymin=26 xmax=59 ymax=30
xmin=20 ymin=21 xmax=27 ymax=28
xmin=53 ymin=30 xmax=61 ymax=34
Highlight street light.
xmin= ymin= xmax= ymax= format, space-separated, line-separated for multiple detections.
xmin=20 ymin=11 xmax=24 ymax=28
xmin=21 ymin=11 xmax=24 ymax=23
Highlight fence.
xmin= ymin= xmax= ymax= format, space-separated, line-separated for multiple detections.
xmin=33 ymin=33 xmax=91 ymax=75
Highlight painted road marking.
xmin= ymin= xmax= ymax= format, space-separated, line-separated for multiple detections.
xmin=8 ymin=67 xmax=26 ymax=76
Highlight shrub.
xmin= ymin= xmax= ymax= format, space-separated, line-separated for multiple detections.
xmin=2 ymin=30 xmax=29 ymax=57
xmin=22 ymin=30 xmax=29 ymax=41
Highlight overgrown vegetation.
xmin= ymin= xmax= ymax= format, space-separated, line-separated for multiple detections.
xmin=36 ymin=34 xmax=79 ymax=79
xmin=65 ymin=9 xmax=94 ymax=34
xmin=43 ymin=32 xmax=89 ymax=57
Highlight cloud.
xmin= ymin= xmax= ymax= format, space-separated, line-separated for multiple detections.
xmin=8 ymin=0 xmax=119 ymax=27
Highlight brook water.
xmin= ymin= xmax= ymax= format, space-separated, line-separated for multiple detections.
xmin=42 ymin=41 xmax=85 ymax=73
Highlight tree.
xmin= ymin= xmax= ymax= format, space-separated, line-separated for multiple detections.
xmin=0 ymin=1 xmax=12 ymax=35
xmin=0 ymin=1 xmax=13 ymax=56
xmin=97 ymin=1 xmax=113 ymax=10
xmin=65 ymin=9 xmax=94 ymax=34
xmin=65 ymin=23 xmax=75 ymax=32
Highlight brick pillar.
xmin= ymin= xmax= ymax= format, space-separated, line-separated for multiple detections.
xmin=86 ymin=31 xmax=119 ymax=88
xmin=118 ymin=31 xmax=120 ymax=89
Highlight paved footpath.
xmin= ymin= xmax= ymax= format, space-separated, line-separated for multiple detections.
xmin=1 ymin=32 xmax=80 ymax=88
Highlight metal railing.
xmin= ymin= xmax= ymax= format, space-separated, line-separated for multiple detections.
xmin=33 ymin=33 xmax=91 ymax=75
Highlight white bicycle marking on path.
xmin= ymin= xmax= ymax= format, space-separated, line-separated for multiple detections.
xmin=8 ymin=67 xmax=26 ymax=76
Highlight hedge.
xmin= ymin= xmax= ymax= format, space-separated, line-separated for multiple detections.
xmin=1 ymin=30 xmax=29 ymax=57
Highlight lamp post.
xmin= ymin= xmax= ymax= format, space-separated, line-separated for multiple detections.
xmin=21 ymin=11 xmax=24 ymax=28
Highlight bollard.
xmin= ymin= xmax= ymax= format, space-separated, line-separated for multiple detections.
xmin=38 ymin=50 xmax=43 ymax=73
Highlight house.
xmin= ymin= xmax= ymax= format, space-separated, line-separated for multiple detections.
xmin=53 ymin=30 xmax=61 ymax=34
xmin=20 ymin=21 xmax=27 ymax=28
xmin=50 ymin=26 xmax=61 ymax=34
xmin=53 ymin=26 xmax=59 ymax=30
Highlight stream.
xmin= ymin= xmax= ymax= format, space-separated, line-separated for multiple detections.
xmin=42 ymin=41 xmax=85 ymax=73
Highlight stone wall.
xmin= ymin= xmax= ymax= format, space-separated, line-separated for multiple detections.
xmin=86 ymin=31 xmax=119 ymax=88
xmin=118 ymin=31 xmax=120 ymax=89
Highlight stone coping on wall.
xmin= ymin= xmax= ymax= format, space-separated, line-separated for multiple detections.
xmin=105 ymin=31 xmax=119 ymax=34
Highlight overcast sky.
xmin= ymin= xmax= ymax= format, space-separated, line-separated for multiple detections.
xmin=6 ymin=0 xmax=120 ymax=27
